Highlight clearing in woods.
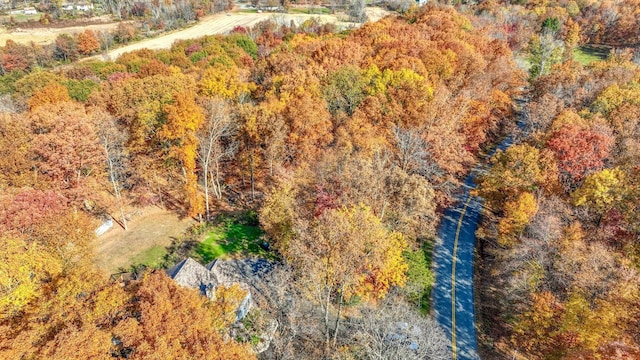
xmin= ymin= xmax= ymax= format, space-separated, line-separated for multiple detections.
xmin=93 ymin=207 xmax=195 ymax=274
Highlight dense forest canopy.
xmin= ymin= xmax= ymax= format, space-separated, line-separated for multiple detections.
xmin=1 ymin=0 xmax=640 ymax=358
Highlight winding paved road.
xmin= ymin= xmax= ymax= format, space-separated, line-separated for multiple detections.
xmin=432 ymin=111 xmax=522 ymax=359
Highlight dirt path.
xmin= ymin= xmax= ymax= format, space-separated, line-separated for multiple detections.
xmin=93 ymin=207 xmax=195 ymax=273
xmin=96 ymin=8 xmax=389 ymax=60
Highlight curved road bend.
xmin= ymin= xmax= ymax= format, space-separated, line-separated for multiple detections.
xmin=432 ymin=111 xmax=522 ymax=360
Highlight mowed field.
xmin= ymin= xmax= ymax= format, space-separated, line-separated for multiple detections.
xmin=93 ymin=207 xmax=195 ymax=274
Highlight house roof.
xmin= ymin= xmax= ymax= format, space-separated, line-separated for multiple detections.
xmin=210 ymin=258 xmax=275 ymax=285
xmin=166 ymin=257 xmax=217 ymax=297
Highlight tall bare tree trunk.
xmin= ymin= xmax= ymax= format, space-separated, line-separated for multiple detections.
xmin=332 ymin=284 xmax=345 ymax=348
xmin=215 ymin=159 xmax=222 ymax=199
xmin=154 ymin=170 xmax=164 ymax=209
xmin=203 ymin=159 xmax=210 ymax=221
xmin=250 ymin=154 xmax=255 ymax=201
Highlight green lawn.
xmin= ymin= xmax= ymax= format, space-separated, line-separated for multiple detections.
xmin=129 ymin=245 xmax=168 ymax=268
xmin=420 ymin=241 xmax=434 ymax=314
xmin=573 ymin=46 xmax=608 ymax=65
xmin=2 ymin=14 xmax=41 ymax=23
xmin=289 ymin=7 xmax=331 ymax=15
xmin=195 ymin=217 xmax=268 ymax=263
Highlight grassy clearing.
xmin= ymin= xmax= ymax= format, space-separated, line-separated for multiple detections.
xmin=194 ymin=212 xmax=269 ymax=263
xmin=403 ymin=240 xmax=435 ymax=314
xmin=1 ymin=14 xmax=41 ymax=23
xmin=573 ymin=46 xmax=608 ymax=65
xmin=420 ymin=241 xmax=434 ymax=313
xmin=289 ymin=7 xmax=331 ymax=15
xmin=129 ymin=245 xmax=168 ymax=268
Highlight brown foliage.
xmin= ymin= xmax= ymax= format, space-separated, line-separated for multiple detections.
xmin=27 ymin=83 xmax=71 ymax=109
xmin=77 ymin=30 xmax=101 ymax=56
xmin=29 ymin=103 xmax=103 ymax=194
xmin=114 ymin=272 xmax=255 ymax=360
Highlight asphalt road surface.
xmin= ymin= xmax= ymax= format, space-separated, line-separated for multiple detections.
xmin=433 ymin=118 xmax=521 ymax=360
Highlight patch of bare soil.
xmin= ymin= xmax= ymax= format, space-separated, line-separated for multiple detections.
xmin=93 ymin=206 xmax=195 ymax=274
xmin=364 ymin=7 xmax=392 ymax=22
xmin=0 ymin=19 xmax=128 ymax=46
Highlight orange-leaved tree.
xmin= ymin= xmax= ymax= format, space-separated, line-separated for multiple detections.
xmin=77 ymin=30 xmax=100 ymax=55
xmin=113 ymin=272 xmax=255 ymax=360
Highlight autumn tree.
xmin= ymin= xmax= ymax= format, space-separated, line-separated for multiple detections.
xmin=285 ymin=205 xmax=408 ymax=351
xmin=113 ymin=272 xmax=254 ymax=360
xmin=94 ymin=109 xmax=130 ymax=230
xmin=547 ymin=123 xmax=613 ymax=187
xmin=26 ymin=83 xmax=71 ymax=109
xmin=114 ymin=22 xmax=136 ymax=43
xmin=0 ymin=114 xmax=34 ymax=188
xmin=0 ymin=189 xmax=68 ymax=236
xmin=512 ymin=291 xmax=565 ymax=356
xmin=478 ymin=144 xmax=552 ymax=208
xmin=0 ymin=208 xmax=104 ymax=359
xmin=29 ymin=103 xmax=103 ymax=199
xmin=259 ymin=179 xmax=298 ymax=251
xmin=77 ymin=30 xmax=101 ymax=56
xmin=322 ymin=65 xmax=366 ymax=117
xmin=160 ymin=91 xmax=205 ymax=218
xmin=13 ymin=70 xmax=64 ymax=99
xmin=497 ymin=192 xmax=538 ymax=247
xmin=54 ymin=33 xmax=79 ymax=62
xmin=197 ymin=98 xmax=236 ymax=220
xmin=572 ymin=167 xmax=625 ymax=216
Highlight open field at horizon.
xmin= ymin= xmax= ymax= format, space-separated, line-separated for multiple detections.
xmin=0 ymin=7 xmax=389 ymax=56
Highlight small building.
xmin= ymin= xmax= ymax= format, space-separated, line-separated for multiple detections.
xmin=24 ymin=7 xmax=37 ymax=15
xmin=166 ymin=257 xmax=266 ymax=321
xmin=76 ymin=3 xmax=94 ymax=11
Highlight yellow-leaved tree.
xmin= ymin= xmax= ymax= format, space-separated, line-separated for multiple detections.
xmin=286 ymin=204 xmax=408 ymax=351
xmin=160 ymin=91 xmax=205 ymax=218
xmin=572 ymin=167 xmax=625 ymax=215
xmin=497 ymin=192 xmax=538 ymax=247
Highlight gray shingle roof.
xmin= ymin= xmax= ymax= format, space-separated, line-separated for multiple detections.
xmin=167 ymin=257 xmax=276 ymax=320
xmin=166 ymin=257 xmax=218 ymax=298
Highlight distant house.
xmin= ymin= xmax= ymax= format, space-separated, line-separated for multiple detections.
xmin=166 ymin=257 xmax=275 ymax=321
xmin=60 ymin=3 xmax=93 ymax=11
xmin=76 ymin=3 xmax=93 ymax=12
xmin=24 ymin=7 xmax=37 ymax=15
